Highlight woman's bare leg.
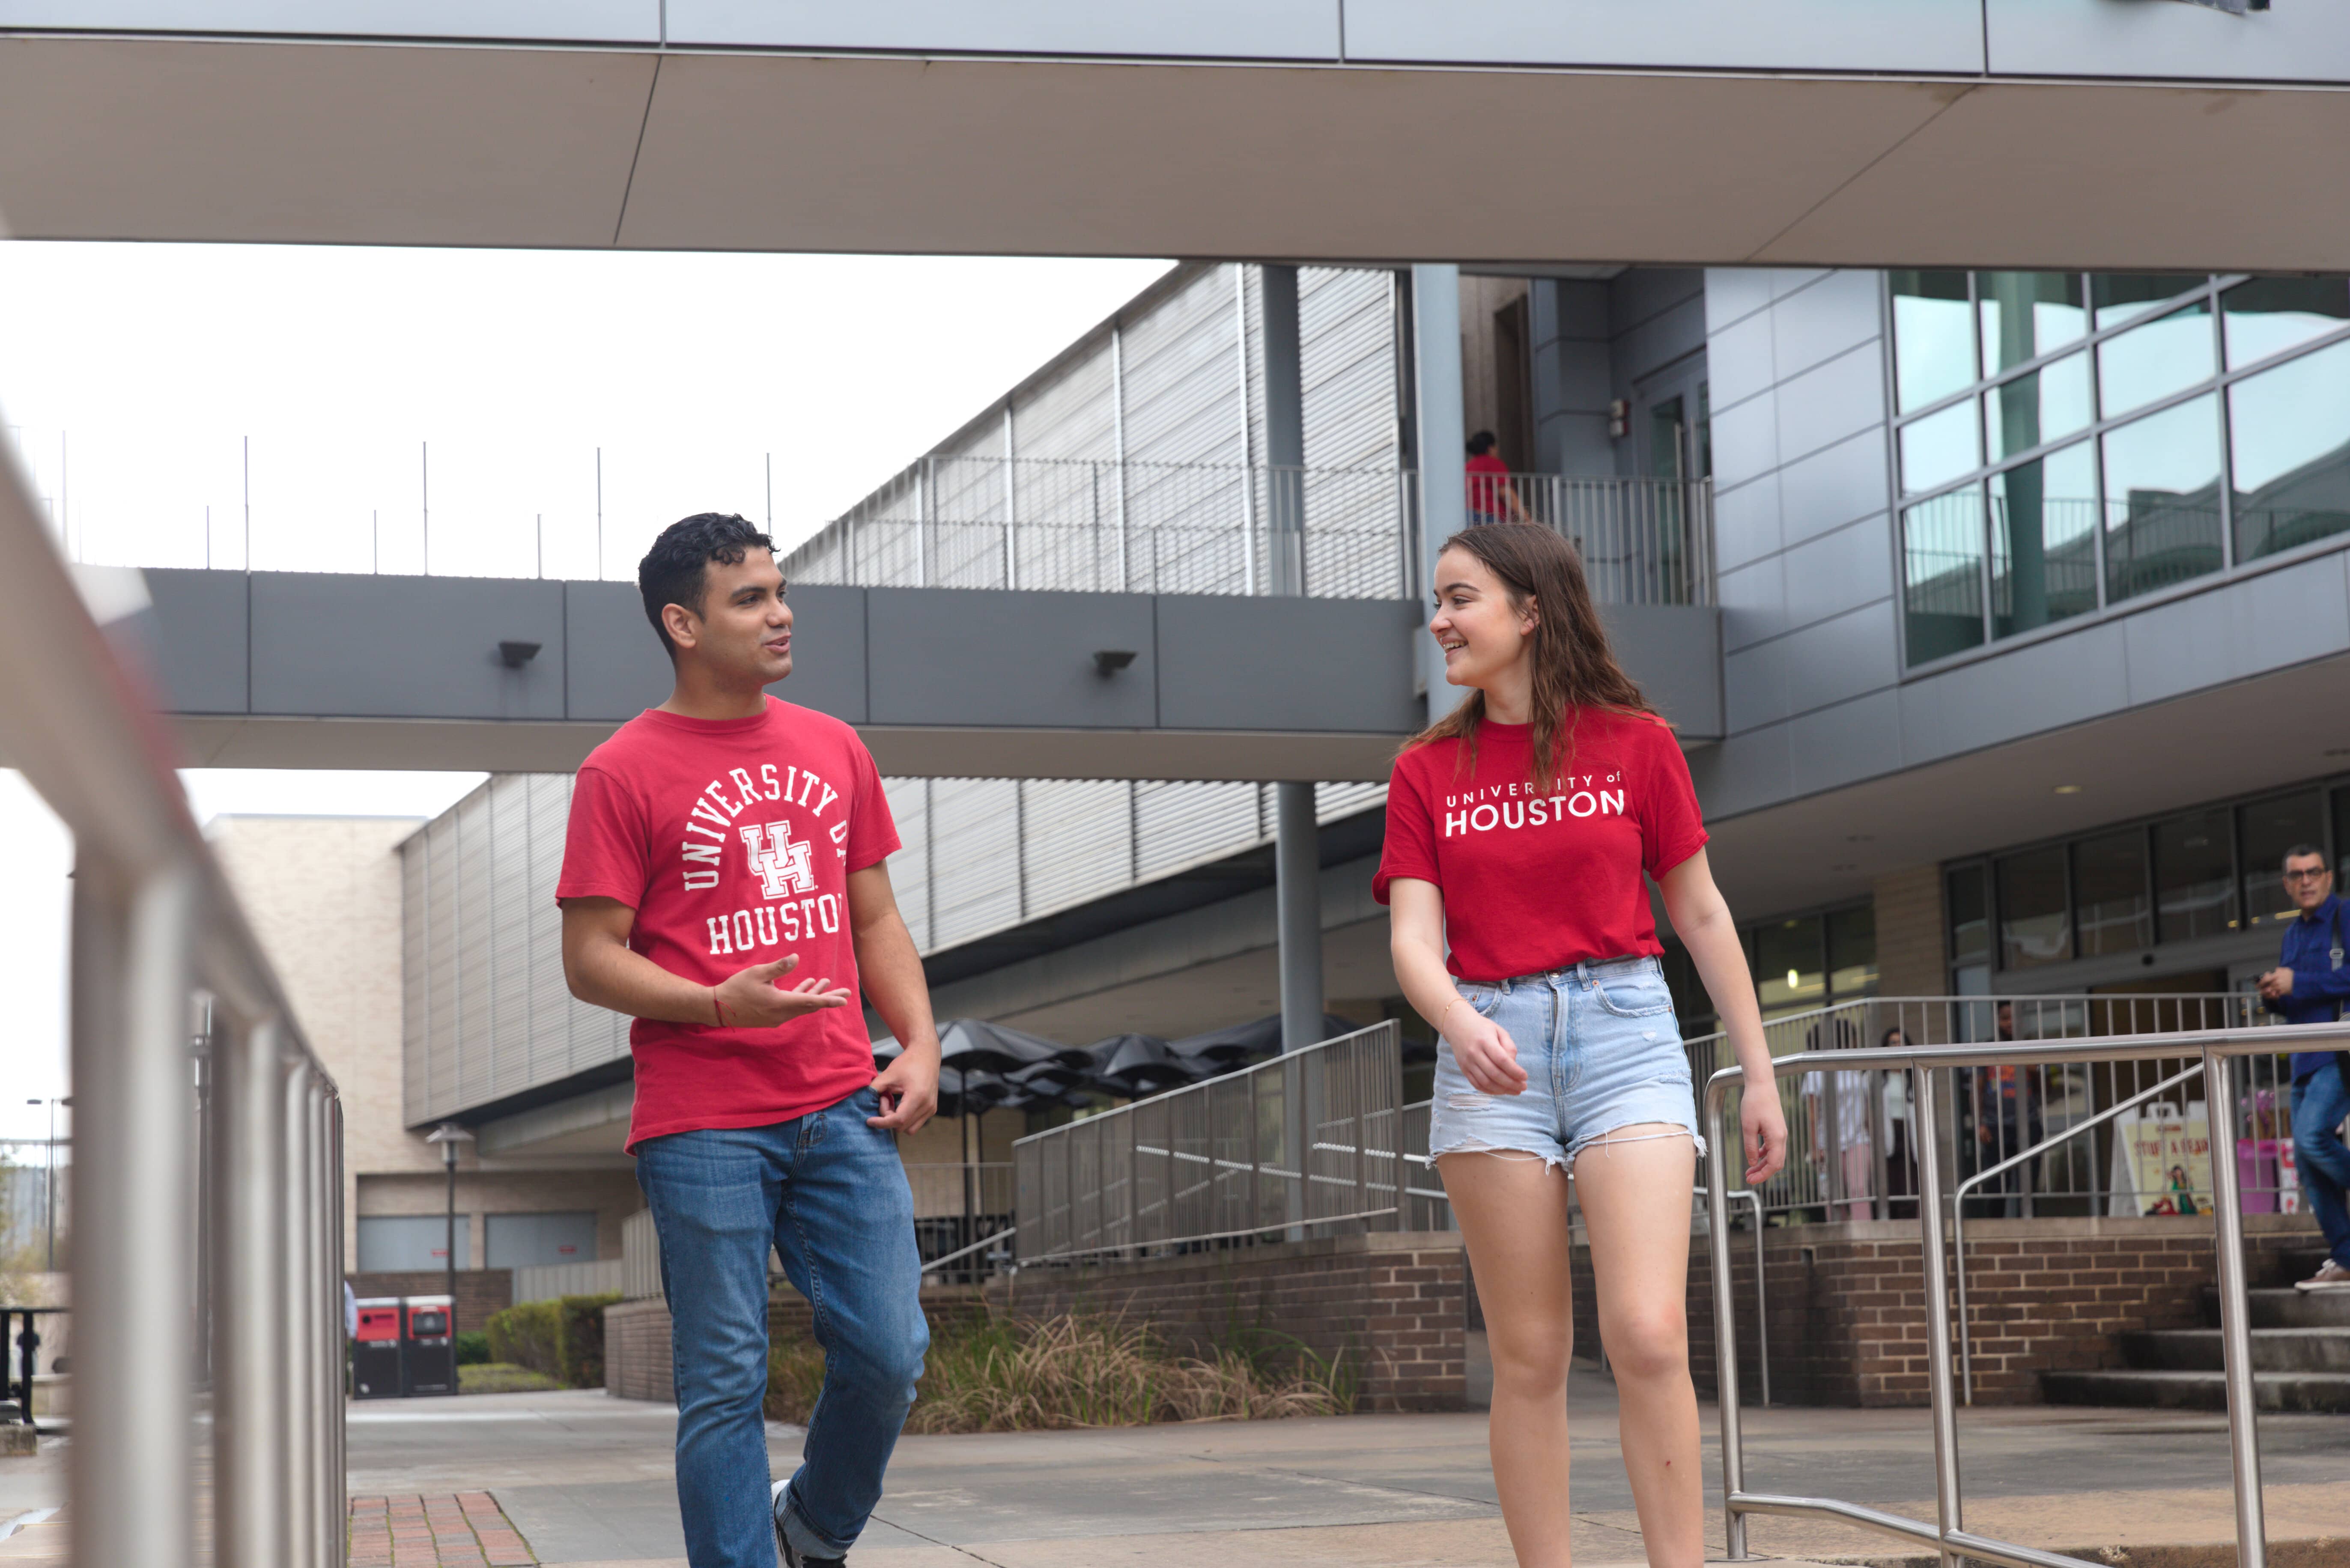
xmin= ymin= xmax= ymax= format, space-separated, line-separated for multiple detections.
xmin=1438 ymin=1151 xmax=1577 ymax=1568
xmin=1572 ymin=1126 xmax=1704 ymax=1568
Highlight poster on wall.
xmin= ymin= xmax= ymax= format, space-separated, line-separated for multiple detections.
xmin=2120 ymin=1102 xmax=2214 ymax=1216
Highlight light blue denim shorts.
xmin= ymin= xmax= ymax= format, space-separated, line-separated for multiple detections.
xmin=1430 ymin=954 xmax=1704 ymax=1171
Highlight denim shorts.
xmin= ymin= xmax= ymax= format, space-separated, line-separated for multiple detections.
xmin=1429 ymin=954 xmax=1704 ymax=1170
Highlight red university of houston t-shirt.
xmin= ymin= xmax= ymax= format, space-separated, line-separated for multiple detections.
xmin=556 ymin=697 xmax=899 ymax=1150
xmin=1373 ymin=709 xmax=1708 ymax=982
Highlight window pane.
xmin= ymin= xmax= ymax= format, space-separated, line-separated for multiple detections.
xmin=1991 ymin=442 xmax=2098 ymax=638
xmin=2241 ymin=790 xmax=2326 ymax=929
xmin=1756 ymin=916 xmax=1825 ymax=1016
xmin=2098 ymin=300 xmax=2215 ymax=419
xmin=2222 ymin=276 xmax=2350 ymax=368
xmin=2093 ymin=273 xmax=2207 ymax=331
xmin=1891 ymin=269 xmax=1975 ymax=414
xmin=2155 ymin=809 xmax=2237 ymax=942
xmin=1948 ymin=864 xmax=1990 ymax=963
xmin=2229 ymin=337 xmax=2350 ymax=563
xmin=1978 ymin=271 xmax=2087 ymax=373
xmin=1986 ymin=353 xmax=2091 ymax=461
xmin=1827 ymin=905 xmax=1878 ymax=999
xmin=2103 ymin=395 xmax=2223 ymax=605
xmin=1996 ymin=848 xmax=2070 ymax=969
xmin=1900 ymin=401 xmax=1980 ymax=494
xmin=1903 ymin=490 xmax=1986 ymax=665
xmin=2073 ymin=830 xmax=2151 ymax=956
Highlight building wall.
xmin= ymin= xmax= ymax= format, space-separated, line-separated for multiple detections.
xmin=356 ymin=1169 xmax=642 ymax=1270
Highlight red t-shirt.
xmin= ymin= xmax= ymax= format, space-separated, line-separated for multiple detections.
xmin=1464 ymin=452 xmax=1512 ymax=517
xmin=1373 ymin=709 xmax=1708 ymax=981
xmin=556 ymin=697 xmax=900 ymax=1150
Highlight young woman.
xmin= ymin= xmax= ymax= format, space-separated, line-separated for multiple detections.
xmin=1376 ymin=523 xmax=1786 ymax=1568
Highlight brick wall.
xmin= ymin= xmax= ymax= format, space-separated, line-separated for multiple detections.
xmin=1572 ymin=1213 xmax=2322 ymax=1406
xmin=1872 ymin=864 xmax=1947 ymax=1000
xmin=604 ymin=1285 xmax=990 ymax=1405
xmin=346 ymin=1270 xmax=513 ymax=1337
xmin=984 ymin=1232 xmax=1470 ymax=1413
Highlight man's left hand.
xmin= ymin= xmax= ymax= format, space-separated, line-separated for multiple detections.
xmin=2261 ymin=967 xmax=2294 ymax=1000
xmin=868 ymin=1041 xmax=940 ymax=1134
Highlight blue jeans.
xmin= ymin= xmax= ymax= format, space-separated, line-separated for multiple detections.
xmin=635 ymin=1087 xmax=929 ymax=1565
xmin=2293 ymin=1061 xmax=2350 ymax=1270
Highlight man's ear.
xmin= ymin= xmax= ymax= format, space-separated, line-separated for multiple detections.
xmin=661 ymin=601 xmax=701 ymax=652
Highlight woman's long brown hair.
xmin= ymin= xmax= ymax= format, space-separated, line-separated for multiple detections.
xmin=1405 ymin=522 xmax=1659 ymax=792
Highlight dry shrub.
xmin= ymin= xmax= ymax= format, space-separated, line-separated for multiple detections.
xmin=765 ymin=1312 xmax=1354 ymax=1434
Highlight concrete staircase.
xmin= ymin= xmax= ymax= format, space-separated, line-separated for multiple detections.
xmin=2043 ymin=1248 xmax=2350 ymax=1412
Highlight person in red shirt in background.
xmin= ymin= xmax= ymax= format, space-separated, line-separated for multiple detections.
xmin=1465 ymin=429 xmax=1530 ymax=525
xmin=558 ymin=513 xmax=940 ymax=1568
xmin=1378 ymin=522 xmax=1784 ymax=1568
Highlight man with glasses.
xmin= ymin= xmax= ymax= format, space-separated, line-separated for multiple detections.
xmin=2257 ymin=847 xmax=2350 ymax=1290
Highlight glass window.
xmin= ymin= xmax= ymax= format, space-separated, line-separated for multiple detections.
xmin=2222 ymin=276 xmax=2350 ymax=369
xmin=1903 ymin=490 xmax=1986 ymax=665
xmin=1891 ymin=270 xmax=1975 ymax=414
xmin=2102 ymin=395 xmax=2224 ymax=605
xmin=1827 ymin=905 xmax=1878 ymax=998
xmin=1900 ymin=401 xmax=1980 ymax=494
xmin=2241 ymin=790 xmax=2326 ymax=929
xmin=2098 ymin=300 xmax=2215 ymax=419
xmin=1948 ymin=864 xmax=1990 ymax=964
xmin=2073 ymin=830 xmax=2152 ymax=956
xmin=2155 ymin=809 xmax=2237 ymax=942
xmin=1756 ymin=916 xmax=1825 ymax=1016
xmin=1978 ymin=271 xmax=2087 ymax=373
xmin=2229 ymin=337 xmax=2350 ymax=563
xmin=1996 ymin=848 xmax=2071 ymax=969
xmin=1986 ymin=353 xmax=2092 ymax=461
xmin=2093 ymin=273 xmax=2207 ymax=331
xmin=1991 ymin=441 xmax=2098 ymax=637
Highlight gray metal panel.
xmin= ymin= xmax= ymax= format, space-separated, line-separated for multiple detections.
xmin=1778 ymin=429 xmax=1891 ymax=548
xmin=1340 ymin=0 xmax=1984 ymax=72
xmin=1706 ymin=268 xmax=1779 ymax=335
xmin=1899 ymin=618 xmax=2132 ymax=766
xmin=1773 ymin=341 xmax=1885 ymax=468
xmin=1135 ymin=780 xmax=1261 ymax=879
xmin=881 ymin=778 xmax=931 ymax=951
xmin=865 ymin=588 xmax=1156 ymax=729
xmin=1712 ymin=473 xmax=1785 ymax=574
xmin=2120 ymin=549 xmax=2350 ymax=707
xmin=775 ymin=584 xmax=868 ymax=725
xmin=142 ymin=567 xmax=248 ymax=714
xmin=1300 ymin=269 xmax=1398 ymax=471
xmin=1781 ymin=514 xmax=1893 ymax=631
xmin=1773 ymin=599 xmax=1900 ymax=718
xmin=1786 ymin=687 xmax=1903 ymax=797
xmin=1770 ymin=269 xmax=1882 ymax=385
xmin=562 ymin=580 xmax=673 ymax=721
xmin=1706 ymin=306 xmax=1779 ymax=414
xmin=1021 ymin=778 xmax=1133 ymax=915
xmin=930 ymin=778 xmax=1022 ymax=945
xmin=0 ymin=0 xmax=661 ymax=41
xmin=1155 ymin=595 xmax=1420 ymax=733
xmin=1985 ymin=0 xmax=2350 ymax=84
xmin=1012 ymin=343 xmax=1118 ymax=464
xmin=1122 ymin=267 xmax=1246 ymax=467
xmin=664 ymin=0 xmax=1342 ymax=58
xmin=1599 ymin=603 xmax=1726 ymax=741
xmin=251 ymin=572 xmax=565 ymax=719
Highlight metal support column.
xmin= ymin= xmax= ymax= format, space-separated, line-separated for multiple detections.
xmin=2203 ymin=1048 xmax=2268 ymax=1568
xmin=1410 ymin=264 xmax=1467 ymax=723
xmin=1262 ymin=264 xmax=1306 ymax=598
xmin=1915 ymin=1069 xmax=1963 ymax=1568
xmin=215 ymin=1013 xmax=289 ymax=1568
xmin=1276 ymin=782 xmax=1324 ymax=1055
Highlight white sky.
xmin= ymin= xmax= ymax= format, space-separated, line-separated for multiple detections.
xmin=0 ymin=241 xmax=1172 ymax=1141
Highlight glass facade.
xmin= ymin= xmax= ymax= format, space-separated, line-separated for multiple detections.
xmin=1893 ymin=272 xmax=2350 ymax=668
xmin=1661 ymin=902 xmax=1877 ymax=1034
xmin=1948 ymin=774 xmax=2350 ymax=980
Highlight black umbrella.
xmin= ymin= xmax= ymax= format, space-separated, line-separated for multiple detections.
xmin=1084 ymin=1032 xmax=1199 ymax=1095
xmin=1167 ymin=1013 xmax=1363 ymax=1069
xmin=937 ymin=1017 xmax=1086 ymax=1078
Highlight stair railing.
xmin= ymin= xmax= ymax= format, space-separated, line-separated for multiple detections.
xmin=1952 ymin=1062 xmax=2203 ymax=1404
xmin=1703 ymin=1025 xmax=2314 ymax=1568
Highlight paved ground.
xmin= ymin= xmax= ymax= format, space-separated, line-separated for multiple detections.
xmin=4 ymin=1371 xmax=2348 ymax=1565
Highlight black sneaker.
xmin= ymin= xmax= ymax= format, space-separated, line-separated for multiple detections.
xmin=771 ymin=1479 xmax=845 ymax=1566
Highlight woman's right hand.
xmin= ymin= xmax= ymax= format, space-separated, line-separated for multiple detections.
xmin=1444 ymin=1003 xmax=1530 ymax=1096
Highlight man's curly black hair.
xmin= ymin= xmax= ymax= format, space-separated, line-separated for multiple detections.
xmin=637 ymin=512 xmax=777 ymax=658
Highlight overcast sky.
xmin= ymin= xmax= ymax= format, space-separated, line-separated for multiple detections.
xmin=0 ymin=241 xmax=1172 ymax=1143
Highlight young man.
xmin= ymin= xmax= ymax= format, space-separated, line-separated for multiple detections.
xmin=558 ymin=512 xmax=942 ymax=1566
xmin=2258 ymin=845 xmax=2350 ymax=1291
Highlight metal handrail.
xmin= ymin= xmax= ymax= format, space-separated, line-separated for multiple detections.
xmin=1704 ymin=1027 xmax=2309 ymax=1568
xmin=0 ymin=434 xmax=346 ymax=1564
xmin=1953 ymin=1063 xmax=2202 ymax=1403
xmin=919 ymin=1226 xmax=1016 ymax=1276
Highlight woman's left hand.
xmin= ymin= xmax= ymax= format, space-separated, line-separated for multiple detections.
xmin=1742 ymin=1089 xmax=1788 ymax=1185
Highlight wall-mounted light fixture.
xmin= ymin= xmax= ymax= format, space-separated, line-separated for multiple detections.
xmin=1607 ymin=399 xmax=1631 ymax=439
xmin=1092 ymin=649 xmax=1138 ymax=677
xmin=498 ymin=640 xmax=542 ymax=669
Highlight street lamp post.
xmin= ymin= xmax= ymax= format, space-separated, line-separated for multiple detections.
xmin=424 ymin=1124 xmax=474 ymax=1333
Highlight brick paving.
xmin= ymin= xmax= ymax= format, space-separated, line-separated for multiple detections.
xmin=349 ymin=1493 xmax=536 ymax=1567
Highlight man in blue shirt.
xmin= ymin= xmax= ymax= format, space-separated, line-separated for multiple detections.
xmin=2256 ymin=845 xmax=2350 ymax=1290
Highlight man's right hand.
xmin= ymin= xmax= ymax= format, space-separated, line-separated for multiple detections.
xmin=711 ymin=954 xmax=853 ymax=1028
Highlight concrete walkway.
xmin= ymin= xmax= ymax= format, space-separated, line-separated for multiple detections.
xmin=5 ymin=1369 xmax=2347 ymax=1565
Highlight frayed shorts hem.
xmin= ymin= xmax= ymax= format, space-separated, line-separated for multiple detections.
xmin=1429 ymin=1115 xmax=1705 ymax=1174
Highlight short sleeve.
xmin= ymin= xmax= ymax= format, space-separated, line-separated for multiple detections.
xmin=842 ymin=739 xmax=902 ymax=873
xmin=556 ymin=763 xmax=652 ymax=909
xmin=1636 ymin=719 xmax=1709 ymax=880
xmin=1372 ymin=750 xmax=1439 ymax=905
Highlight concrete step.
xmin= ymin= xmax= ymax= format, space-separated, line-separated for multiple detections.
xmin=2042 ymin=1367 xmax=2350 ymax=1412
xmin=2204 ymin=1285 xmax=2350 ymax=1329
xmin=2123 ymin=1327 xmax=2350 ymax=1373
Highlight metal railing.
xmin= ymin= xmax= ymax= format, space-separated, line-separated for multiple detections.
xmin=510 ymin=1258 xmax=625 ymax=1305
xmin=1475 ymin=473 xmax=1715 ymax=605
xmin=1702 ymin=1023 xmax=2314 ymax=1568
xmin=1014 ymin=1022 xmax=1404 ymax=1262
xmin=0 ymin=431 xmax=346 ymax=1561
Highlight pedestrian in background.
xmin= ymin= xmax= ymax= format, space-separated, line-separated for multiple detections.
xmin=2257 ymin=844 xmax=2350 ymax=1291
xmin=1802 ymin=1017 xmax=1874 ymax=1221
xmin=1465 ymin=430 xmax=1530 ymax=525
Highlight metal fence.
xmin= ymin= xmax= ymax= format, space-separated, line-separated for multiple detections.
xmin=0 ymin=432 xmax=347 ymax=1562
xmin=1014 ymin=1022 xmax=1404 ymax=1262
xmin=511 ymin=1258 xmax=625 ymax=1306
xmin=1479 ymin=473 xmax=1716 ymax=605
xmin=1703 ymin=1023 xmax=2317 ymax=1568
